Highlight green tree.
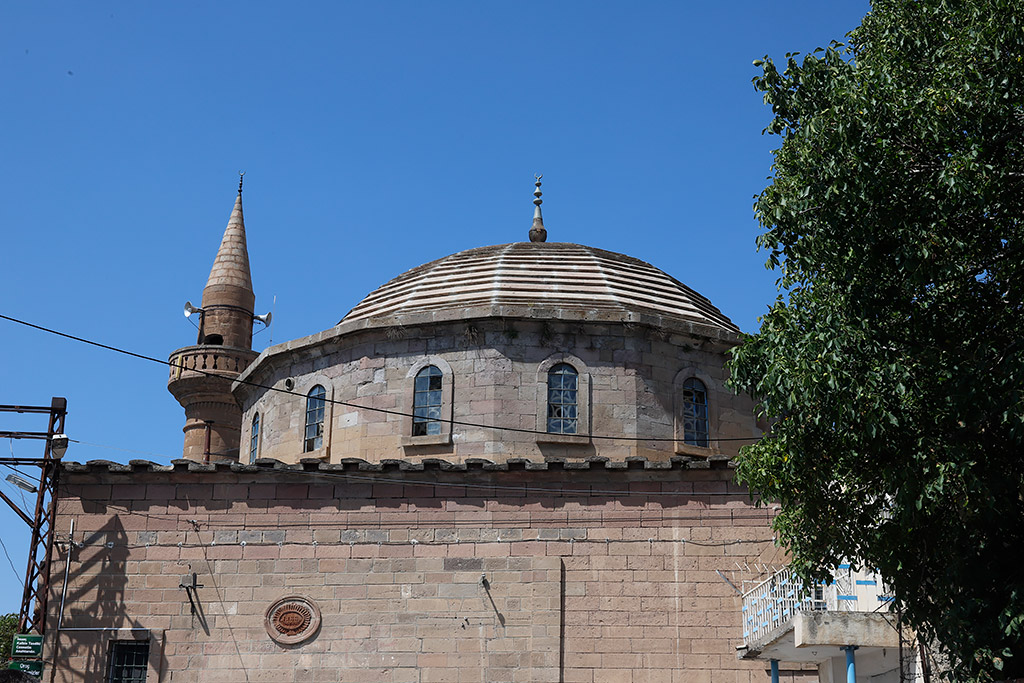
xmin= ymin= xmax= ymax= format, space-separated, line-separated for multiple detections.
xmin=728 ymin=1 xmax=1024 ymax=680
xmin=0 ymin=613 xmax=16 ymax=661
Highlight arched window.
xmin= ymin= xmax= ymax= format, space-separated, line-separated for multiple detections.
xmin=682 ymin=377 xmax=709 ymax=447
xmin=412 ymin=365 xmax=443 ymax=436
xmin=547 ymin=363 xmax=578 ymax=434
xmin=250 ymin=412 xmax=260 ymax=461
xmin=304 ymin=385 xmax=326 ymax=452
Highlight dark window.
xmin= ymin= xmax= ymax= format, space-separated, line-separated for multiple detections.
xmin=412 ymin=365 xmax=443 ymax=436
xmin=107 ymin=640 xmax=149 ymax=683
xmin=682 ymin=377 xmax=709 ymax=447
xmin=250 ymin=412 xmax=260 ymax=461
xmin=547 ymin=363 xmax=578 ymax=434
xmin=203 ymin=333 xmax=223 ymax=345
xmin=304 ymin=385 xmax=326 ymax=452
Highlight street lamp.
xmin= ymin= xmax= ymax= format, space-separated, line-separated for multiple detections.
xmin=5 ymin=473 xmax=38 ymax=493
xmin=50 ymin=434 xmax=68 ymax=459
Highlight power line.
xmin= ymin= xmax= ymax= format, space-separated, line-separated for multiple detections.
xmin=0 ymin=534 xmax=21 ymax=583
xmin=53 ymin=493 xmax=774 ymax=546
xmin=4 ymin=460 xmax=39 ymax=482
xmin=67 ymin=536 xmax=775 ymax=551
xmin=2 ymin=478 xmax=31 ymax=519
xmin=6 ymin=439 xmax=34 ymax=511
xmin=0 ymin=312 xmax=766 ymax=444
xmin=45 ymin=437 xmax=765 ymax=499
xmin=61 ymin=472 xmax=775 ymax=528
xmin=307 ymin=461 xmax=715 ymax=497
xmin=2 ymin=438 xmax=177 ymax=463
xmin=55 ymin=493 xmax=776 ymax=544
xmin=69 ymin=439 xmax=172 ymax=460
xmin=247 ymin=461 xmax=760 ymax=498
xmin=23 ymin=433 xmax=750 ymax=497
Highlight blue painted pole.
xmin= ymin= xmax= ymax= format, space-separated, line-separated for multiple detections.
xmin=842 ymin=646 xmax=858 ymax=683
xmin=770 ymin=659 xmax=779 ymax=683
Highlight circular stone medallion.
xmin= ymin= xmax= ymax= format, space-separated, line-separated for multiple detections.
xmin=265 ymin=595 xmax=321 ymax=645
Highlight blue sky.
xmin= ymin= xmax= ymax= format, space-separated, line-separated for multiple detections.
xmin=0 ymin=2 xmax=869 ymax=614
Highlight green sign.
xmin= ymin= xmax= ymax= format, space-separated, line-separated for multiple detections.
xmin=8 ymin=659 xmax=43 ymax=676
xmin=11 ymin=634 xmax=43 ymax=658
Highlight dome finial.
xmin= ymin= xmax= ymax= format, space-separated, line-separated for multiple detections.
xmin=238 ymin=170 xmax=245 ymax=195
xmin=529 ymin=174 xmax=547 ymax=243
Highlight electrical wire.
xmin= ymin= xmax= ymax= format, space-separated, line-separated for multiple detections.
xmin=44 ymin=436 xmax=767 ymax=499
xmin=60 ymin=475 xmax=777 ymax=536
xmin=2 ymin=438 xmax=176 ymax=463
xmin=66 ymin=536 xmax=774 ymax=550
xmin=68 ymin=439 xmax=173 ymax=461
xmin=54 ymin=495 xmax=774 ymax=547
xmin=3 ymin=478 xmax=31 ymax=518
xmin=0 ymin=313 xmax=766 ymax=444
xmin=1 ymin=314 xmax=779 ymax=556
xmin=2 ymin=461 xmax=43 ymax=482
xmin=5 ymin=439 xmax=35 ymax=509
xmin=0 ymin=534 xmax=21 ymax=583
xmin=247 ymin=460 xmax=762 ymax=498
xmin=3 ymin=458 xmax=43 ymax=477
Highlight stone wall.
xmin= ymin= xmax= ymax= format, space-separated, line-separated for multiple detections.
xmin=235 ymin=316 xmax=759 ymax=466
xmin=45 ymin=458 xmax=788 ymax=683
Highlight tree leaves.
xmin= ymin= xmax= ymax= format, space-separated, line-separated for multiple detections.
xmin=729 ymin=1 xmax=1024 ymax=680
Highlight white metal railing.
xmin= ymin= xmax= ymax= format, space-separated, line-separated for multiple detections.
xmin=741 ymin=564 xmax=892 ymax=645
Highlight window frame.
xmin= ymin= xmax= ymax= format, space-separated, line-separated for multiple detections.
xmin=546 ymin=363 xmax=580 ymax=435
xmin=535 ymin=354 xmax=590 ymax=444
xmin=401 ymin=357 xmax=454 ymax=448
xmin=673 ymin=368 xmax=717 ymax=454
xmin=304 ymin=384 xmax=327 ymax=453
xmin=681 ymin=377 xmax=710 ymax=448
xmin=249 ymin=411 xmax=260 ymax=462
xmin=107 ymin=639 xmax=150 ymax=683
xmin=412 ymin=365 xmax=444 ymax=437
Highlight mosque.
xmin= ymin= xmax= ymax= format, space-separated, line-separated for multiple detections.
xmin=166 ymin=175 xmax=757 ymax=467
xmin=46 ymin=179 xmax=796 ymax=683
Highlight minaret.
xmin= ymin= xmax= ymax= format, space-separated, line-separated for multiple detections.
xmin=167 ymin=176 xmax=260 ymax=462
xmin=528 ymin=174 xmax=547 ymax=243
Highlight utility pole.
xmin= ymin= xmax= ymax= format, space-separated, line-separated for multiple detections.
xmin=0 ymin=397 xmax=68 ymax=635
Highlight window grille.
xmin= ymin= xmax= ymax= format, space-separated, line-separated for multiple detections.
xmin=682 ymin=377 xmax=709 ymax=447
xmin=107 ymin=640 xmax=149 ymax=683
xmin=304 ymin=385 xmax=326 ymax=452
xmin=412 ymin=366 xmax=443 ymax=436
xmin=547 ymin=363 xmax=578 ymax=434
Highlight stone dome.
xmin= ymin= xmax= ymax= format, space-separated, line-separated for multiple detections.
xmin=341 ymin=242 xmax=739 ymax=333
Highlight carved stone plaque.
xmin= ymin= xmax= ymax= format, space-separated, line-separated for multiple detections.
xmin=264 ymin=595 xmax=321 ymax=645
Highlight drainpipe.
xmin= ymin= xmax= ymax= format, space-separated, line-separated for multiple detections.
xmin=48 ymin=519 xmax=73 ymax=683
xmin=842 ymin=646 xmax=858 ymax=683
xmin=770 ymin=659 xmax=780 ymax=683
xmin=203 ymin=420 xmax=213 ymax=464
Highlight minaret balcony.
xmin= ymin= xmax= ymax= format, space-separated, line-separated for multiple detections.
xmin=167 ymin=344 xmax=258 ymax=385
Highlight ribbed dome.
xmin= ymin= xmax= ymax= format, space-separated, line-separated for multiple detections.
xmin=342 ymin=243 xmax=738 ymax=333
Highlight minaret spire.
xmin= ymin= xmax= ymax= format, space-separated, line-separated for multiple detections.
xmin=529 ymin=174 xmax=547 ymax=243
xmin=200 ymin=177 xmax=255 ymax=347
xmin=168 ymin=177 xmax=260 ymax=463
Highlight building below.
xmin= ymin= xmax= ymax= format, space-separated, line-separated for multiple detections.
xmin=50 ymin=457 xmax=786 ymax=683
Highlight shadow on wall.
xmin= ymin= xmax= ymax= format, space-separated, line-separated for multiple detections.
xmin=49 ymin=513 xmax=168 ymax=680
